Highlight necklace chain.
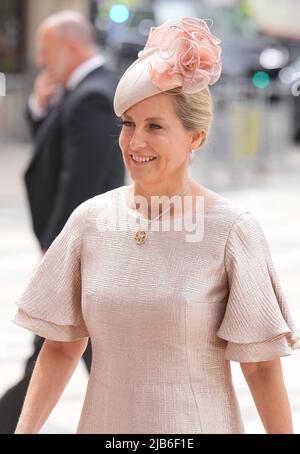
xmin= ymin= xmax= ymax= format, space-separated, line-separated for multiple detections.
xmin=130 ymin=181 xmax=191 ymax=244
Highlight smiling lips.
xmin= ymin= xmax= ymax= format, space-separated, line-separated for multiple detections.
xmin=130 ymin=154 xmax=157 ymax=164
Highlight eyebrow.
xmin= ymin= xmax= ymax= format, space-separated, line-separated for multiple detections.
xmin=122 ymin=115 xmax=165 ymax=121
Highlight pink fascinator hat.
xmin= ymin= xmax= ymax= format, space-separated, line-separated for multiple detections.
xmin=113 ymin=17 xmax=222 ymax=117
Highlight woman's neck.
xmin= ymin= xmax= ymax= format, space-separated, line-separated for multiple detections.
xmin=129 ymin=178 xmax=194 ymax=219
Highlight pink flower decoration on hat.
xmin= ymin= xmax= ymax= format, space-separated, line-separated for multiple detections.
xmin=138 ymin=18 xmax=222 ymax=93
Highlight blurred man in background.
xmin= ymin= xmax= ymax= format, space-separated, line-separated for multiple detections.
xmin=0 ymin=10 xmax=124 ymax=433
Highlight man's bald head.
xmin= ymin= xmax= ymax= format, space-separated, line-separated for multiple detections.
xmin=36 ymin=11 xmax=98 ymax=85
xmin=38 ymin=10 xmax=96 ymax=47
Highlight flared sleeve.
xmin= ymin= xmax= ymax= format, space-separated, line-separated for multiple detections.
xmin=12 ymin=201 xmax=90 ymax=341
xmin=217 ymin=212 xmax=299 ymax=362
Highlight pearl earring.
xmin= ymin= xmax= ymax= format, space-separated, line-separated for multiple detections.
xmin=189 ymin=149 xmax=195 ymax=162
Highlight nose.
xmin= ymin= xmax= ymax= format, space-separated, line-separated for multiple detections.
xmin=129 ymin=127 xmax=147 ymax=151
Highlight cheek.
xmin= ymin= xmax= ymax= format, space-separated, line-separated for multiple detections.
xmin=119 ymin=130 xmax=129 ymax=153
xmin=160 ymin=135 xmax=187 ymax=166
xmin=172 ymin=130 xmax=191 ymax=156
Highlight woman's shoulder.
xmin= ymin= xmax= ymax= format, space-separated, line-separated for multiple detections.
xmin=212 ymin=194 xmax=251 ymax=219
xmin=87 ymin=186 xmax=125 ymax=209
xmin=206 ymin=192 xmax=267 ymax=249
xmin=194 ymin=183 xmax=247 ymax=217
xmin=202 ymin=186 xmax=252 ymax=227
xmin=200 ymin=190 xmax=268 ymax=253
xmin=87 ymin=186 xmax=126 ymax=223
xmin=88 ymin=185 xmax=125 ymax=209
xmin=66 ymin=187 xmax=125 ymax=230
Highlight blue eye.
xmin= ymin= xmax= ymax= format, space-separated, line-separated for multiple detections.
xmin=119 ymin=120 xmax=162 ymax=130
xmin=120 ymin=120 xmax=134 ymax=127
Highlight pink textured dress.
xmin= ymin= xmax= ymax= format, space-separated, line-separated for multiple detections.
xmin=13 ymin=185 xmax=299 ymax=434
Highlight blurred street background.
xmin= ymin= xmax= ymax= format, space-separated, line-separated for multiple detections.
xmin=1 ymin=0 xmax=300 ymax=434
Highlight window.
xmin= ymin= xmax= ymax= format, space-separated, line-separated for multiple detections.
xmin=0 ymin=0 xmax=26 ymax=73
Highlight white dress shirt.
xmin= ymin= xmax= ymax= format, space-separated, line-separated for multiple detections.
xmin=28 ymin=54 xmax=105 ymax=120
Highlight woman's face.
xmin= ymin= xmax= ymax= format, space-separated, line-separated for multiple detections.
xmin=119 ymin=93 xmax=199 ymax=188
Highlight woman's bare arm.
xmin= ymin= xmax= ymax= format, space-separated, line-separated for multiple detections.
xmin=240 ymin=357 xmax=293 ymax=434
xmin=14 ymin=337 xmax=88 ymax=434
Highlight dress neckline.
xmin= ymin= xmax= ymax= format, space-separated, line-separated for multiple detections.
xmin=120 ymin=184 xmax=225 ymax=226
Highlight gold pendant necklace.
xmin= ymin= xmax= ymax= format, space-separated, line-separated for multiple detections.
xmin=131 ymin=182 xmax=190 ymax=245
xmin=134 ymin=207 xmax=152 ymax=245
xmin=135 ymin=230 xmax=148 ymax=245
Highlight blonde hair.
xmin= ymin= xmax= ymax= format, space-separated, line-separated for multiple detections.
xmin=166 ymin=87 xmax=212 ymax=149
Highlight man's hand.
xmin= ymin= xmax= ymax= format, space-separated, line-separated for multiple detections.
xmin=33 ymin=71 xmax=61 ymax=110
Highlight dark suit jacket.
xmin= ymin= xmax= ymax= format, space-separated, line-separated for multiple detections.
xmin=25 ymin=65 xmax=124 ymax=250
